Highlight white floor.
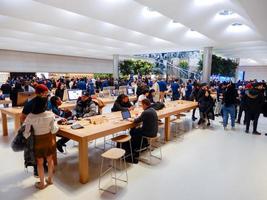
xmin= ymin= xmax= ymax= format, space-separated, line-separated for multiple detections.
xmin=1 ymin=108 xmax=267 ymax=200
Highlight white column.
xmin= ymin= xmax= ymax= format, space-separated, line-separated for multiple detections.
xmin=202 ymin=47 xmax=213 ymax=83
xmin=113 ymin=54 xmax=119 ymax=79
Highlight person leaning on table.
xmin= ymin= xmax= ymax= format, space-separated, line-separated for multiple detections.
xmin=111 ymin=94 xmax=134 ymax=112
xmin=128 ymin=98 xmax=158 ymax=162
xmin=23 ymin=93 xmax=59 ymax=190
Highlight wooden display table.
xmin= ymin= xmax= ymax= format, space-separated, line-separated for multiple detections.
xmin=57 ymin=100 xmax=198 ymax=184
xmin=0 ymin=96 xmax=136 ymax=136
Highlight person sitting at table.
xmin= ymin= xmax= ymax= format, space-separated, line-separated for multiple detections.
xmin=48 ymin=95 xmax=72 ymax=153
xmin=137 ymin=89 xmax=149 ymax=106
xmin=128 ymin=98 xmax=158 ymax=162
xmin=75 ymin=92 xmax=97 ymax=118
xmin=111 ymin=94 xmax=134 ymax=112
xmin=23 ymin=95 xmax=58 ymax=190
xmin=147 ymin=89 xmax=156 ymax=104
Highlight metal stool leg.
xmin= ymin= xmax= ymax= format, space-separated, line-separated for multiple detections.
xmin=123 ymin=156 xmax=128 ymax=183
xmin=98 ymin=157 xmax=104 ymax=190
xmin=129 ymin=140 xmax=134 ymax=164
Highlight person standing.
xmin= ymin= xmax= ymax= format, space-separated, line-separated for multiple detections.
xmin=171 ymin=79 xmax=180 ymax=101
xmin=10 ymin=82 xmax=24 ymax=107
xmin=23 ymin=96 xmax=58 ymax=189
xmin=185 ymin=80 xmax=193 ymax=100
xmin=236 ymin=85 xmax=246 ymax=124
xmin=244 ymin=83 xmax=265 ymax=135
xmin=151 ymin=77 xmax=160 ymax=102
xmin=222 ymin=83 xmax=238 ymax=130
xmin=20 ymin=84 xmax=50 ymax=177
xmin=158 ymin=78 xmax=167 ymax=102
xmin=1 ymin=80 xmax=12 ymax=107
xmin=190 ymin=83 xmax=200 ymax=121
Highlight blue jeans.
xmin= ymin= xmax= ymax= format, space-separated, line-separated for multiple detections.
xmin=222 ymin=105 xmax=235 ymax=128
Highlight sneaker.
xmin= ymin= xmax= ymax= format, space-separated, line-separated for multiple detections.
xmin=245 ymin=130 xmax=249 ymax=134
xmin=236 ymin=121 xmax=240 ymax=124
xmin=252 ymin=131 xmax=261 ymax=135
xmin=265 ymin=133 xmax=267 ymax=136
xmin=207 ymin=122 xmax=211 ymax=127
xmin=224 ymin=126 xmax=227 ymax=130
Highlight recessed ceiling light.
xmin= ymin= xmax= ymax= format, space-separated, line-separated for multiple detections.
xmin=226 ymin=23 xmax=250 ymax=33
xmin=219 ymin=10 xmax=234 ymax=16
xmin=232 ymin=22 xmax=243 ymax=26
xmin=142 ymin=7 xmax=161 ymax=18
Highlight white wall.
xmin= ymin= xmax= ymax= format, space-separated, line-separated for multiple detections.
xmin=0 ymin=50 xmax=113 ymax=73
xmin=238 ymin=65 xmax=267 ymax=81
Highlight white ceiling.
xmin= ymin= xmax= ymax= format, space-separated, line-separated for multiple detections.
xmin=0 ymin=0 xmax=266 ymax=66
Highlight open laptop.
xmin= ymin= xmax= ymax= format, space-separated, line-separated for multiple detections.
xmin=121 ymin=110 xmax=131 ymax=120
xmin=127 ymin=88 xmax=134 ymax=96
xmin=67 ymin=90 xmax=82 ymax=101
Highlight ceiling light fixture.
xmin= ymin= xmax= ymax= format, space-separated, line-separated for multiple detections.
xmin=226 ymin=23 xmax=250 ymax=33
xmin=219 ymin=10 xmax=234 ymax=16
xmin=142 ymin=7 xmax=161 ymax=18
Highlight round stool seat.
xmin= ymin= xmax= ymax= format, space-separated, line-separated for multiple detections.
xmin=143 ymin=133 xmax=161 ymax=140
xmin=111 ymin=135 xmax=131 ymax=143
xmin=101 ymin=148 xmax=125 ymax=160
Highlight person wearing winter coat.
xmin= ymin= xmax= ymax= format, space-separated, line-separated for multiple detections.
xmin=244 ymin=83 xmax=265 ymax=135
xmin=198 ymin=90 xmax=214 ymax=126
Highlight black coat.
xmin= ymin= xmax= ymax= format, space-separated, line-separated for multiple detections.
xmin=133 ymin=106 xmax=158 ymax=137
xmin=111 ymin=101 xmax=132 ymax=112
xmin=244 ymin=89 xmax=265 ymax=114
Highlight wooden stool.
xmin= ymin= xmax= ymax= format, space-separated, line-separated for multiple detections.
xmin=111 ymin=134 xmax=134 ymax=164
xmin=99 ymin=148 xmax=128 ymax=194
xmin=139 ymin=133 xmax=162 ymax=165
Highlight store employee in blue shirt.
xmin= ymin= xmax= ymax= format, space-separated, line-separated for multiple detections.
xmin=171 ymin=79 xmax=180 ymax=101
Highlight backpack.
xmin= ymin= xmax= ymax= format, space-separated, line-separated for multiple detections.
xmin=151 ymin=102 xmax=165 ymax=110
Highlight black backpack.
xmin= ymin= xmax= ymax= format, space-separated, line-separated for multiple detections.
xmin=151 ymin=102 xmax=165 ymax=110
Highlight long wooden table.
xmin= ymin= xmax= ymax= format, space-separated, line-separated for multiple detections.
xmin=0 ymin=96 xmax=136 ymax=136
xmin=57 ymin=100 xmax=198 ymax=184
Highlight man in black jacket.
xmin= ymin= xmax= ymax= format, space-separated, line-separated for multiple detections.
xmin=128 ymin=99 xmax=158 ymax=160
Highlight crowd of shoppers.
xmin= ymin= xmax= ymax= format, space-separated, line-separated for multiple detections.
xmin=2 ymin=74 xmax=267 ymax=190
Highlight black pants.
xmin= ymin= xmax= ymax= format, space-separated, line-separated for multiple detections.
xmin=57 ymin=135 xmax=70 ymax=145
xmin=192 ymin=108 xmax=198 ymax=118
xmin=128 ymin=128 xmax=148 ymax=157
xmin=237 ymin=104 xmax=246 ymax=123
xmin=246 ymin=112 xmax=260 ymax=132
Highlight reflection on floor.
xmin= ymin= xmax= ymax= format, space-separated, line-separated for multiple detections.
xmin=1 ymin=109 xmax=267 ymax=200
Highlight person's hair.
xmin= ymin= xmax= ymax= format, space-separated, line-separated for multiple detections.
xmin=141 ymin=98 xmax=151 ymax=107
xmin=149 ymin=89 xmax=155 ymax=94
xmin=50 ymin=95 xmax=60 ymax=107
xmin=31 ymin=96 xmax=48 ymax=114
xmin=116 ymin=94 xmax=128 ymax=103
xmin=142 ymin=89 xmax=149 ymax=95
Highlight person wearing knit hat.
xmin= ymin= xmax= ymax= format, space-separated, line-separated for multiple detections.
xmin=35 ymin=84 xmax=49 ymax=96
xmin=20 ymin=83 xmax=50 ymax=178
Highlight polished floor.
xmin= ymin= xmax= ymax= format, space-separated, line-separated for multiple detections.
xmin=1 ymin=107 xmax=267 ymax=200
